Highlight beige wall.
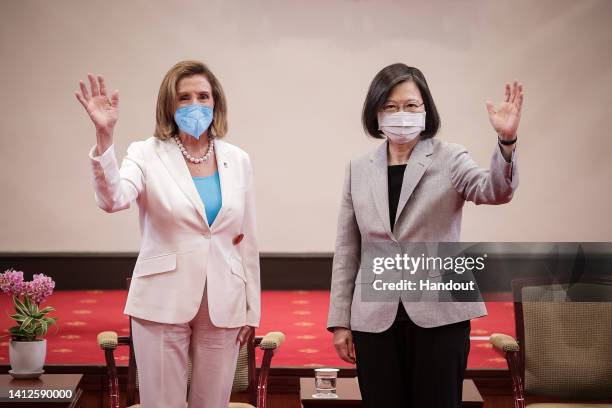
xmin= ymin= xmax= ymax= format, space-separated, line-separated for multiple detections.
xmin=0 ymin=0 xmax=611 ymax=253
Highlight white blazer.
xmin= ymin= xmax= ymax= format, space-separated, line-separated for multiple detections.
xmin=88 ymin=136 xmax=260 ymax=328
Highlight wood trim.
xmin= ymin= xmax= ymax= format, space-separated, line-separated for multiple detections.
xmin=2 ymin=251 xmax=611 ymax=291
xmin=0 ymin=253 xmax=335 ymax=290
xmin=0 ymin=365 xmax=513 ymax=396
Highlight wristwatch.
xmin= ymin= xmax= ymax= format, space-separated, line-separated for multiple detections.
xmin=498 ymin=134 xmax=517 ymax=145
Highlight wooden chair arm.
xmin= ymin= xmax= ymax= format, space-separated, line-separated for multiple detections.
xmin=258 ymin=332 xmax=285 ymax=351
xmin=489 ymin=333 xmax=525 ymax=408
xmin=97 ymin=331 xmax=118 ymax=350
xmin=98 ymin=331 xmax=133 ymax=408
xmin=255 ymin=332 xmax=285 ymax=408
xmin=490 ymin=333 xmax=519 ymax=353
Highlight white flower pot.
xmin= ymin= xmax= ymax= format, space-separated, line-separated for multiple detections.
xmin=9 ymin=339 xmax=46 ymax=373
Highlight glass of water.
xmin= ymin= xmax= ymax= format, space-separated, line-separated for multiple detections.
xmin=313 ymin=368 xmax=339 ymax=398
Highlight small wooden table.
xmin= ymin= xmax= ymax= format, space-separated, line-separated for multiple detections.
xmin=0 ymin=374 xmax=83 ymax=408
xmin=300 ymin=377 xmax=483 ymax=407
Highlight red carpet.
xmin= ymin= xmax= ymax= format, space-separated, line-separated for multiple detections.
xmin=0 ymin=290 xmax=514 ymax=369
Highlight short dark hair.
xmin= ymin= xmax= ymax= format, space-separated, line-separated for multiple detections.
xmin=362 ymin=63 xmax=440 ymax=139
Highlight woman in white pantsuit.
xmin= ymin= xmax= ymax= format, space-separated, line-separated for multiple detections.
xmin=76 ymin=60 xmax=260 ymax=408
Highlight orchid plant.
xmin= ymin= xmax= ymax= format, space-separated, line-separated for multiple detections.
xmin=0 ymin=268 xmax=58 ymax=341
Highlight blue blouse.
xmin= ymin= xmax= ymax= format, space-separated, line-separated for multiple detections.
xmin=192 ymin=171 xmax=222 ymax=227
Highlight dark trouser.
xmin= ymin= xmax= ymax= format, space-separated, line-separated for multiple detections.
xmin=351 ymin=304 xmax=471 ymax=408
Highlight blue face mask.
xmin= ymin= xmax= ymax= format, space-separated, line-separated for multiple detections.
xmin=174 ymin=104 xmax=214 ymax=140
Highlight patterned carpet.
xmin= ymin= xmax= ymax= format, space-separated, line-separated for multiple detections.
xmin=0 ymin=290 xmax=514 ymax=369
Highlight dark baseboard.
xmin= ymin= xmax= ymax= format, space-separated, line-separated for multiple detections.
xmin=0 ymin=364 xmax=512 ymax=397
xmin=1 ymin=251 xmax=610 ymax=291
xmin=0 ymin=252 xmax=334 ymax=290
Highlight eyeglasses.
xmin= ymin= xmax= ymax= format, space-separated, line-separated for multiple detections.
xmin=381 ymin=101 xmax=425 ymax=113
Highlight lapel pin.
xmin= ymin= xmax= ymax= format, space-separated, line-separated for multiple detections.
xmin=232 ymin=233 xmax=244 ymax=246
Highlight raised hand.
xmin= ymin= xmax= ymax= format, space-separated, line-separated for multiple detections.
xmin=75 ymin=73 xmax=119 ymax=135
xmin=485 ymin=80 xmax=524 ymax=140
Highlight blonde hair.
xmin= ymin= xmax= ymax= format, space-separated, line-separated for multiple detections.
xmin=154 ymin=60 xmax=228 ymax=140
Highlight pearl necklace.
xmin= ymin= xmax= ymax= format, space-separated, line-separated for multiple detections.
xmin=173 ymin=135 xmax=214 ymax=164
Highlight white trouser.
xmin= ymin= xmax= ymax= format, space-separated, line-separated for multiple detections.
xmin=131 ymin=282 xmax=241 ymax=408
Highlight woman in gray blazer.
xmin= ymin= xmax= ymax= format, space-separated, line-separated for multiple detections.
xmin=327 ymin=63 xmax=523 ymax=407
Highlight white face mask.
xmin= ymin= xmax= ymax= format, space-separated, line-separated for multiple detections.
xmin=378 ymin=111 xmax=426 ymax=144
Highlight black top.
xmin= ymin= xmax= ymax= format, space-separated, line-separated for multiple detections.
xmin=388 ymin=164 xmax=407 ymax=230
xmin=388 ymin=164 xmax=411 ymax=322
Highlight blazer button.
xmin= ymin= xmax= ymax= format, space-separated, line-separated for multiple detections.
xmin=203 ymin=232 xmax=211 ymax=239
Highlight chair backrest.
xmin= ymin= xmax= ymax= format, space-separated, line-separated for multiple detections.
xmin=125 ymin=278 xmax=256 ymax=405
xmin=232 ymin=338 xmax=251 ymax=393
xmin=513 ymin=277 xmax=612 ymax=400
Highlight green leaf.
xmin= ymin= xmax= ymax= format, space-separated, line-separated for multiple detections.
xmin=43 ymin=317 xmax=57 ymax=325
xmin=39 ymin=306 xmax=55 ymax=314
xmin=39 ymin=320 xmax=47 ymax=335
xmin=13 ymin=297 xmax=29 ymax=316
xmin=13 ymin=295 xmax=24 ymax=308
xmin=7 ymin=324 xmax=33 ymax=341
xmin=10 ymin=313 xmax=26 ymax=322
xmin=25 ymin=296 xmax=37 ymax=314
xmin=15 ymin=306 xmax=29 ymax=317
xmin=20 ymin=317 xmax=33 ymax=332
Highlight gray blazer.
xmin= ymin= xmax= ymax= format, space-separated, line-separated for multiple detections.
xmin=327 ymin=138 xmax=518 ymax=332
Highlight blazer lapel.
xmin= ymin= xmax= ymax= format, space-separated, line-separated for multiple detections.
xmin=368 ymin=141 xmax=395 ymax=241
xmin=156 ymin=138 xmax=210 ymax=229
xmin=394 ymin=138 xmax=434 ymax=228
xmin=210 ymin=139 xmax=231 ymax=230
